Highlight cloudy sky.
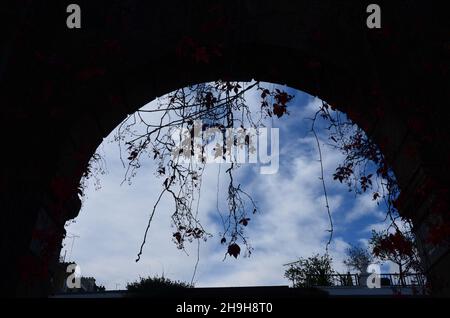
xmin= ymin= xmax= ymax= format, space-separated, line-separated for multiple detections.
xmin=63 ymin=83 xmax=393 ymax=290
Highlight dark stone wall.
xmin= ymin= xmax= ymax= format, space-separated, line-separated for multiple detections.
xmin=0 ymin=1 xmax=449 ymax=296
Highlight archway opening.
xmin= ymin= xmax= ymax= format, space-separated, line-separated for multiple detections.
xmin=58 ymin=81 xmax=421 ymax=294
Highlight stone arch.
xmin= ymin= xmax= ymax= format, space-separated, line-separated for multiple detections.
xmin=1 ymin=1 xmax=448 ymax=296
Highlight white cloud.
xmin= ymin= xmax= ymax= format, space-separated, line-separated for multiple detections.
xmin=344 ymin=193 xmax=385 ymax=223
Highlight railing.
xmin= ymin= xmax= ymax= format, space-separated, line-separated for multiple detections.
xmin=378 ymin=273 xmax=426 ymax=287
xmin=305 ymin=273 xmax=426 ymax=287
xmin=305 ymin=274 xmax=359 ymax=287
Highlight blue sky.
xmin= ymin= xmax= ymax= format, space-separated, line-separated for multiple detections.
xmin=63 ymin=83 xmax=394 ymax=290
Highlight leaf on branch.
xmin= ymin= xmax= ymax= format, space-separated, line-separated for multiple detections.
xmin=238 ymin=218 xmax=250 ymax=226
xmin=273 ymin=103 xmax=287 ymax=118
xmin=228 ymin=243 xmax=241 ymax=258
xmin=173 ymin=232 xmax=182 ymax=244
xmin=128 ymin=150 xmax=138 ymax=161
xmin=260 ymin=89 xmax=270 ymax=99
xmin=193 ymin=228 xmax=203 ymax=238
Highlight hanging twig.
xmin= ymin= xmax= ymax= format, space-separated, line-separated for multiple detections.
xmin=310 ymin=111 xmax=334 ymax=254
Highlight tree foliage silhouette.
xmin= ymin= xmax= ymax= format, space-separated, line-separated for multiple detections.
xmin=370 ymin=230 xmax=423 ymax=285
xmin=343 ymin=244 xmax=374 ymax=274
xmin=284 ymin=254 xmax=335 ymax=288
xmin=126 ymin=275 xmax=192 ymax=296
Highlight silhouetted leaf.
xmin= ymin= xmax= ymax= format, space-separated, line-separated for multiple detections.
xmin=239 ymin=218 xmax=250 ymax=226
xmin=173 ymin=232 xmax=182 ymax=244
xmin=228 ymin=243 xmax=240 ymax=258
xmin=273 ymin=103 xmax=287 ymax=118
